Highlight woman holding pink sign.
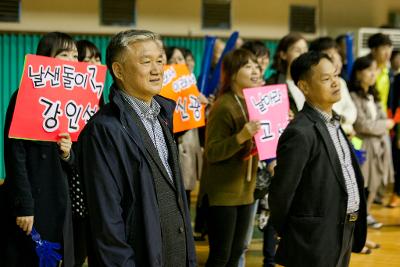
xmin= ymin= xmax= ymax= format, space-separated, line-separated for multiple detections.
xmin=0 ymin=32 xmax=77 ymax=267
xmin=199 ymin=48 xmax=261 ymax=267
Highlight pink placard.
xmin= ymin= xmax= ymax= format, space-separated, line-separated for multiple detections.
xmin=243 ymin=84 xmax=289 ymax=160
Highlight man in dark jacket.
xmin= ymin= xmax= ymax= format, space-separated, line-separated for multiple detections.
xmin=269 ymin=51 xmax=367 ymax=267
xmin=77 ymin=29 xmax=196 ymax=267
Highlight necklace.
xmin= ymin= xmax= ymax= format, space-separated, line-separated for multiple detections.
xmin=233 ymin=93 xmax=248 ymax=122
xmin=233 ymin=93 xmax=253 ymax=182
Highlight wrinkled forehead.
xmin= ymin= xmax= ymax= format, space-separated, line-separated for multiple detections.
xmin=130 ymin=40 xmax=161 ymax=56
xmin=120 ymin=40 xmax=162 ymax=61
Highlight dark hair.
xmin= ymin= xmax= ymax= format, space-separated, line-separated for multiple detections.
xmin=335 ymin=34 xmax=346 ymax=45
xmin=242 ymin=40 xmax=270 ymax=58
xmin=106 ymin=29 xmax=160 ymax=82
xmin=36 ymin=32 xmax=76 ymax=57
xmin=76 ymin=40 xmax=101 ymax=62
xmin=290 ymin=51 xmax=332 ymax=86
xmin=368 ymin=33 xmax=392 ymax=49
xmin=272 ymin=32 xmax=306 ymax=73
xmin=309 ymin=37 xmax=337 ymax=52
xmin=165 ymin=46 xmax=185 ymax=64
xmin=220 ymin=49 xmax=259 ymax=95
xmin=181 ymin=47 xmax=194 ymax=59
xmin=349 ymin=55 xmax=380 ymax=102
xmin=391 ymin=49 xmax=400 ymax=61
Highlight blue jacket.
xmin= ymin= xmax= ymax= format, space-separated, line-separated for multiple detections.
xmin=77 ymin=85 xmax=196 ymax=267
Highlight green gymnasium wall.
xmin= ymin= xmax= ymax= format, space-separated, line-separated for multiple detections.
xmin=0 ymin=32 xmax=278 ymax=180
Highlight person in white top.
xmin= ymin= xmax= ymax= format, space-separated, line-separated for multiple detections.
xmin=266 ymin=33 xmax=308 ymax=116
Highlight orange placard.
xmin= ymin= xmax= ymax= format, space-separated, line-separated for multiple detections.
xmin=393 ymin=108 xmax=400 ymax=123
xmin=9 ymin=55 xmax=107 ymax=142
xmin=160 ymin=64 xmax=205 ymax=133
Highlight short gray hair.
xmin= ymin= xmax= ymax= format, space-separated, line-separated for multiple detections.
xmin=106 ymin=29 xmax=161 ymax=82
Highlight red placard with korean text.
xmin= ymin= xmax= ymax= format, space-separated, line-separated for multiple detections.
xmin=9 ymin=54 xmax=107 ymax=142
xmin=160 ymin=64 xmax=205 ymax=133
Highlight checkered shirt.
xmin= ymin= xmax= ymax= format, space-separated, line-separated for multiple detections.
xmin=121 ymin=91 xmax=174 ymax=182
xmin=312 ymin=106 xmax=360 ymax=214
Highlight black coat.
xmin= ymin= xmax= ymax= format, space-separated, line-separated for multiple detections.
xmin=76 ymin=85 xmax=197 ymax=267
xmin=0 ymin=90 xmax=74 ymax=267
xmin=269 ymin=103 xmax=367 ymax=267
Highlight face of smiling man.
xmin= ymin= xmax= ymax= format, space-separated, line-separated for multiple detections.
xmin=299 ymin=57 xmax=341 ymax=113
xmin=113 ymin=40 xmax=164 ymax=104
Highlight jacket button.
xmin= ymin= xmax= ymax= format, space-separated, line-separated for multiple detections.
xmin=179 ymin=226 xmax=184 ymax=233
xmin=41 ymin=154 xmax=47 ymax=159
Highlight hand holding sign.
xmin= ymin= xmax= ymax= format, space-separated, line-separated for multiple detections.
xmin=237 ymin=121 xmax=261 ymax=145
xmin=386 ymin=118 xmax=395 ymax=130
xmin=57 ymin=133 xmax=72 ymax=159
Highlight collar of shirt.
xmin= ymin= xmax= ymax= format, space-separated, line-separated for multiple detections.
xmin=120 ymin=90 xmax=161 ymax=120
xmin=309 ymin=103 xmax=341 ymax=126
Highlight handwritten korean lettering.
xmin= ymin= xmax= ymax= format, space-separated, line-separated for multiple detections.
xmin=250 ymin=89 xmax=282 ymax=114
xmin=278 ymin=124 xmax=285 ymax=136
xmin=87 ymin=66 xmax=104 ymax=98
xmin=188 ymin=95 xmax=202 ymax=121
xmin=28 ymin=65 xmax=61 ymax=88
xmin=175 ymin=97 xmax=190 ymax=121
xmin=62 ymin=65 xmax=89 ymax=90
xmin=259 ymin=120 xmax=275 ymax=142
xmin=39 ymin=97 xmax=63 ymax=132
xmin=65 ymin=100 xmax=83 ymax=132
xmin=163 ymin=66 xmax=177 ymax=87
xmin=81 ymin=103 xmax=98 ymax=124
xmin=172 ymin=73 xmax=196 ymax=93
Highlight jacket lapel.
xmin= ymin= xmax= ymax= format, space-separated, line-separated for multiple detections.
xmin=128 ymin=106 xmax=176 ymax=190
xmin=158 ymin=114 xmax=182 ymax=191
xmin=303 ymin=104 xmax=347 ymax=192
xmin=115 ymin=92 xmax=176 ymax=190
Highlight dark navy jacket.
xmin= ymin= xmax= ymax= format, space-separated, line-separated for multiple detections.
xmin=77 ymin=85 xmax=196 ymax=267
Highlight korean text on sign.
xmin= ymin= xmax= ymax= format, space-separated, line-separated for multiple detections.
xmin=159 ymin=64 xmax=205 ymax=133
xmin=9 ymin=54 xmax=107 ymax=142
xmin=243 ymin=84 xmax=289 ymax=160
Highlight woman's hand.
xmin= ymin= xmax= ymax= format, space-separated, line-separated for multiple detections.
xmin=236 ymin=121 xmax=261 ymax=145
xmin=267 ymin=160 xmax=277 ymax=176
xmin=288 ymin=109 xmax=295 ymax=121
xmin=198 ymin=93 xmax=209 ymax=105
xmin=16 ymin=216 xmax=34 ymax=235
xmin=386 ymin=119 xmax=395 ymax=130
xmin=57 ymin=133 xmax=72 ymax=159
xmin=207 ymin=94 xmax=216 ymax=106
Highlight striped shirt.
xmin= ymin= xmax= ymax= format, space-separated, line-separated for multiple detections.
xmin=121 ymin=91 xmax=174 ymax=182
xmin=312 ymin=106 xmax=360 ymax=214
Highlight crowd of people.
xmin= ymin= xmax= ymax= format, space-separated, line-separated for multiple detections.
xmin=0 ymin=28 xmax=399 ymax=267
